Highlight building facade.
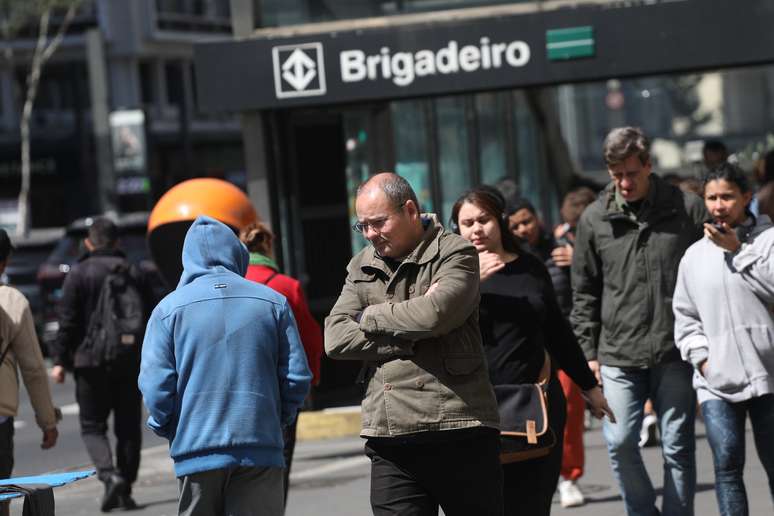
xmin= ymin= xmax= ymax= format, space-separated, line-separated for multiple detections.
xmin=0 ymin=0 xmax=243 ymax=228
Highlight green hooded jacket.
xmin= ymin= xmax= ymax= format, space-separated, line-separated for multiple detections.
xmin=570 ymin=175 xmax=708 ymax=367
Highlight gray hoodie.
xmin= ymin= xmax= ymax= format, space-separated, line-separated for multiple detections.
xmin=674 ymin=215 xmax=774 ymax=403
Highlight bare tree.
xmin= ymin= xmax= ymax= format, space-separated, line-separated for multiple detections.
xmin=0 ymin=0 xmax=83 ymax=237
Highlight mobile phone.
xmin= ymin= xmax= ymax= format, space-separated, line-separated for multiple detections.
xmin=711 ymin=221 xmax=727 ymax=234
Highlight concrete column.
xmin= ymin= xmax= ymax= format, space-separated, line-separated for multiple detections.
xmin=86 ymin=28 xmax=116 ymax=214
xmin=109 ymin=58 xmax=141 ymax=109
xmin=229 ymin=0 xmax=274 ymax=227
xmin=230 ymin=0 xmax=257 ymax=39
xmin=152 ymin=59 xmax=166 ymax=115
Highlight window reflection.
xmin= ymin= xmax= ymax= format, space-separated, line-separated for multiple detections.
xmin=392 ymin=100 xmax=434 ymax=213
xmin=476 ymin=92 xmax=509 ymax=186
xmin=343 ymin=111 xmax=372 ymax=254
xmin=259 ymin=0 xmax=532 ymax=27
xmin=436 ymin=96 xmax=471 ymax=224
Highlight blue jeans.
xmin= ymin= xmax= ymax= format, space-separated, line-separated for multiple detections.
xmin=601 ymin=361 xmax=696 ymax=516
xmin=702 ymin=394 xmax=774 ymax=516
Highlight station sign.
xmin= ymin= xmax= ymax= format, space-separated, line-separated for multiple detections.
xmin=195 ymin=0 xmax=774 ymax=112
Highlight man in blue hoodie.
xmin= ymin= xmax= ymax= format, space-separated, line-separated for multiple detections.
xmin=139 ymin=216 xmax=312 ymax=516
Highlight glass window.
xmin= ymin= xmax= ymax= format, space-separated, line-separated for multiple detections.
xmin=476 ymin=92 xmax=509 ymax=185
xmin=512 ymin=91 xmax=540 ymax=200
xmin=399 ymin=0 xmax=529 ymax=14
xmin=157 ymin=0 xmax=230 ymax=15
xmin=139 ymin=62 xmax=155 ymax=105
xmin=392 ymin=100 xmax=433 ymax=213
xmin=165 ymin=62 xmax=184 ymax=106
xmin=155 ymin=0 xmax=231 ymax=32
xmin=555 ymin=65 xmax=774 ymax=183
xmin=436 ymin=95 xmax=471 ymax=223
xmin=343 ymin=111 xmax=372 ymax=254
xmin=511 ymin=90 xmax=559 ymax=224
xmin=260 ymin=0 xmax=533 ymax=27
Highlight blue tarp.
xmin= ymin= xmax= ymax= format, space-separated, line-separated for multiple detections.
xmin=0 ymin=470 xmax=95 ymax=501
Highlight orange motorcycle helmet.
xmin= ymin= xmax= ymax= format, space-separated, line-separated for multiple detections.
xmin=148 ymin=178 xmax=258 ymax=286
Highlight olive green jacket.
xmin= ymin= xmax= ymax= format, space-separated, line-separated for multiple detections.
xmin=324 ymin=214 xmax=499 ymax=437
xmin=570 ymin=176 xmax=707 ymax=367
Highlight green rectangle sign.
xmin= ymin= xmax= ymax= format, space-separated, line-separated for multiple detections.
xmin=547 ymin=26 xmax=595 ymax=61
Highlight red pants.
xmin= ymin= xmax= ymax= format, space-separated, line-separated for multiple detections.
xmin=558 ymin=370 xmax=585 ymax=481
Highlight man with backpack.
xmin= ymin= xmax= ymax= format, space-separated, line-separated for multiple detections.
xmin=50 ymin=217 xmax=150 ymax=512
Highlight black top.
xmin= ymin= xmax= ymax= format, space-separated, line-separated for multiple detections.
xmin=479 ymin=252 xmax=596 ymax=390
xmin=526 ymin=229 xmax=573 ymax=317
xmin=51 ymin=248 xmax=154 ymax=369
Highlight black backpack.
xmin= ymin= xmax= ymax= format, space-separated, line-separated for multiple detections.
xmin=81 ymin=263 xmax=145 ymax=366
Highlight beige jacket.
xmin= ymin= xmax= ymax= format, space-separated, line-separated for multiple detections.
xmin=0 ymin=285 xmax=57 ymax=430
xmin=325 ymin=215 xmax=499 ymax=437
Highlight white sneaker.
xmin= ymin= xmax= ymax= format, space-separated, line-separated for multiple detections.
xmin=558 ymin=479 xmax=585 ymax=508
xmin=639 ymin=413 xmax=659 ymax=448
xmin=584 ymin=409 xmax=594 ymax=430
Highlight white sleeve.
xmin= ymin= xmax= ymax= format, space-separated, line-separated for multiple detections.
xmin=673 ymin=257 xmax=709 ymax=369
xmin=732 ymin=229 xmax=774 ymax=303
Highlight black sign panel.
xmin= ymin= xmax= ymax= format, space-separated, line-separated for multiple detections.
xmin=195 ymin=0 xmax=774 ymax=112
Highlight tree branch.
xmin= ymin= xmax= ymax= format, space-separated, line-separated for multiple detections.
xmin=40 ymin=1 xmax=81 ymax=64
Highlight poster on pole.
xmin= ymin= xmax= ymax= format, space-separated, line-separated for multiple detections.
xmin=109 ymin=109 xmax=146 ymax=173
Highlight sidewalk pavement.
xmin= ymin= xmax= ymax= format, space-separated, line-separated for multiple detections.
xmin=14 ymin=409 xmax=774 ymax=515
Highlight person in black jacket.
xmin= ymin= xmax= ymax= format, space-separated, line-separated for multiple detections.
xmin=49 ymin=217 xmax=148 ymax=512
xmin=570 ymin=127 xmax=707 ymax=516
xmin=506 ymin=198 xmax=572 ymax=314
xmin=451 ymin=187 xmax=615 ymax=516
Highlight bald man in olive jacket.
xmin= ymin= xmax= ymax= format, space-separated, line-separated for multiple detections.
xmin=325 ymin=173 xmax=502 ymax=516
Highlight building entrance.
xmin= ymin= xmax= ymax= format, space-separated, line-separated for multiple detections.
xmin=273 ymin=110 xmax=362 ymax=405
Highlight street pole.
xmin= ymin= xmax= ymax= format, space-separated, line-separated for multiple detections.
xmin=229 ymin=0 xmax=280 ymax=254
xmin=86 ymin=28 xmax=116 ymax=215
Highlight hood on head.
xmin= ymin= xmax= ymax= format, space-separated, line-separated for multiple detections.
xmin=178 ymin=215 xmax=248 ymax=287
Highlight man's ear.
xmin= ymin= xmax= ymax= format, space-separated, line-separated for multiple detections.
xmin=84 ymin=238 xmax=95 ymax=252
xmin=405 ymin=199 xmax=420 ymax=218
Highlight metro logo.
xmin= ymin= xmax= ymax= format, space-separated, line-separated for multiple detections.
xmin=340 ymin=38 xmax=530 ymax=87
xmin=272 ymin=42 xmax=327 ymax=98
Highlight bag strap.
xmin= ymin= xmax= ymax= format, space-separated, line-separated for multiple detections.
xmin=261 ymin=272 xmax=279 ymax=286
xmin=0 ymin=339 xmax=11 ymax=367
xmin=537 ymin=351 xmax=551 ymax=386
xmin=82 ymin=263 xmax=124 ymax=340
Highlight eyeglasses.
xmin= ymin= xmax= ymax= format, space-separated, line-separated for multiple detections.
xmin=352 ymin=202 xmax=406 ymax=234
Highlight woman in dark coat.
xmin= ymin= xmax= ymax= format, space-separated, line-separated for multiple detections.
xmin=451 ymin=186 xmax=614 ymax=515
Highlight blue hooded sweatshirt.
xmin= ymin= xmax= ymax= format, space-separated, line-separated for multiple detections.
xmin=138 ymin=215 xmax=312 ymax=477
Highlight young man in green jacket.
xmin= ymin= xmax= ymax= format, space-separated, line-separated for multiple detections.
xmin=325 ymin=173 xmax=502 ymax=516
xmin=570 ymin=127 xmax=707 ymax=516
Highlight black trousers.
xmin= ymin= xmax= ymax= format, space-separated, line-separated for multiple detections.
xmin=502 ymin=373 xmax=567 ymax=516
xmin=0 ymin=417 xmax=13 ymax=516
xmin=282 ymin=415 xmax=298 ymax=503
xmin=75 ymin=365 xmax=142 ymax=488
xmin=365 ymin=429 xmax=503 ymax=516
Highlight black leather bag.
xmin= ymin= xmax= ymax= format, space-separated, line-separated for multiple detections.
xmin=495 ymin=353 xmax=556 ymax=464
